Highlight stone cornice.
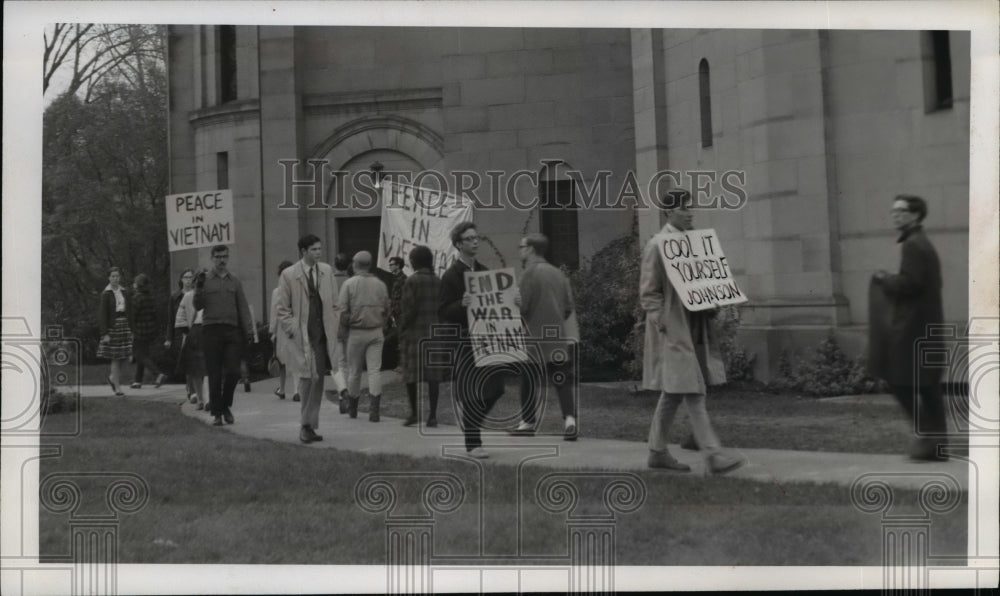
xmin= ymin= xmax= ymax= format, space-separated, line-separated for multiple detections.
xmin=188 ymin=99 xmax=260 ymax=128
xmin=302 ymin=87 xmax=442 ymax=116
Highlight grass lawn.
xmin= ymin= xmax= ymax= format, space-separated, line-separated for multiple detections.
xmin=40 ymin=398 xmax=968 ymax=566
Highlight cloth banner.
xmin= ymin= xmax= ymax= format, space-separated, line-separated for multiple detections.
xmin=165 ymin=190 xmax=235 ymax=252
xmin=378 ymin=180 xmax=473 ymax=277
xmin=465 ymin=268 xmax=529 ymax=367
xmin=654 ymin=228 xmax=748 ymax=311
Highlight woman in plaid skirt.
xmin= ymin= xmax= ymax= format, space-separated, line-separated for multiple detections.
xmin=97 ymin=267 xmax=132 ymax=396
xmin=397 ymin=245 xmax=444 ymax=427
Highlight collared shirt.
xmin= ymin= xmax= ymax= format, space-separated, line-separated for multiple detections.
xmin=105 ymin=285 xmax=126 ymax=313
xmin=193 ymin=268 xmax=252 ymax=332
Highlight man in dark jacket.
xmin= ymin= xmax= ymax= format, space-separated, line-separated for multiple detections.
xmin=438 ymin=221 xmax=507 ymax=458
xmin=194 ymin=244 xmax=255 ymax=427
xmin=872 ymin=195 xmax=949 ymax=461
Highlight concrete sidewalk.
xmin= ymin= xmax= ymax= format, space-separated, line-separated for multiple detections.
xmin=72 ymin=381 xmax=969 ymax=492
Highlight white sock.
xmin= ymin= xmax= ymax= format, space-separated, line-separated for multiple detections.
xmin=516 ymin=420 xmax=533 ymax=430
xmin=564 ymin=415 xmax=576 ymax=428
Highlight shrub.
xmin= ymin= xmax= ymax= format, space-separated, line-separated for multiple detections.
xmin=769 ymin=335 xmax=886 ymax=396
xmin=569 ymin=227 xmax=642 ymax=382
xmin=711 ymin=306 xmax=757 ymax=382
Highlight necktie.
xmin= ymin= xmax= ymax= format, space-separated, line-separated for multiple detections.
xmin=309 ymin=265 xmax=318 ymax=292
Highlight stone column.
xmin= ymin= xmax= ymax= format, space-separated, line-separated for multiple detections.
xmin=39 ymin=473 xmax=149 ymax=596
xmin=851 ymin=472 xmax=963 ymax=592
xmin=354 ymin=472 xmax=466 ymax=594
xmin=535 ymin=472 xmax=646 ymax=594
xmin=631 ymin=29 xmax=669 ymax=245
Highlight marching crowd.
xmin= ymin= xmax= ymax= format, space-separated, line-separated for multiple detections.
xmin=97 ymin=189 xmax=949 ymax=472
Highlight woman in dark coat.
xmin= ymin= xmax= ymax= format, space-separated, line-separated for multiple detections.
xmin=397 ymin=245 xmax=444 ymax=427
xmin=129 ymin=273 xmax=166 ymax=389
xmin=97 ymin=267 xmax=132 ymax=396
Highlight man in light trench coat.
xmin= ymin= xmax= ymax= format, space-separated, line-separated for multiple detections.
xmin=276 ymin=234 xmax=342 ymax=444
xmin=639 ymin=190 xmax=745 ymax=474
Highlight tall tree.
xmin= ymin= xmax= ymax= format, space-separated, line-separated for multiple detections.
xmin=43 ymin=24 xmax=163 ymax=102
xmin=42 ymin=24 xmax=169 ymax=360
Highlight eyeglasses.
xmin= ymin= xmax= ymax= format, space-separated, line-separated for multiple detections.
xmin=461 ymin=235 xmax=480 ymax=243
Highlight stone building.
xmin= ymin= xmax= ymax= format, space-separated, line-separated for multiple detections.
xmin=166 ymin=26 xmax=970 ymax=379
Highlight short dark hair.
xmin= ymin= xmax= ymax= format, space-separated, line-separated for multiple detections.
xmin=523 ymin=233 xmax=549 ymax=257
xmin=211 ymin=244 xmax=229 ymax=256
xmin=661 ymin=189 xmax=692 ymax=211
xmin=408 ymin=245 xmax=434 ymax=270
xmin=450 ymin=221 xmax=477 ymax=248
xmin=895 ymin=194 xmax=928 ymax=222
xmin=133 ymin=273 xmax=150 ymax=292
xmin=109 ymin=266 xmax=122 ymax=277
xmin=389 ymin=256 xmax=405 ymax=269
xmin=334 ymin=253 xmax=351 ymax=271
xmin=277 ymin=260 xmax=293 ymax=275
xmin=298 ymin=234 xmax=321 ymax=253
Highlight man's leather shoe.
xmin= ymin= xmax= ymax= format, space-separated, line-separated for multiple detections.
xmin=292 ymin=393 xmax=301 ymax=402
xmin=403 ymin=415 xmax=418 ymax=427
xmin=708 ymin=452 xmax=746 ymax=475
xmin=348 ymin=397 xmax=359 ymax=418
xmin=154 ymin=373 xmax=167 ymax=388
xmin=300 ymin=426 xmax=314 ymax=443
xmin=648 ymin=450 xmax=691 ymax=472
xmin=130 ymin=382 xmax=142 ymax=389
xmin=680 ymin=435 xmax=699 ymax=451
xmin=212 ymin=416 xmax=223 ymax=426
xmin=223 ymin=411 xmax=234 ymax=425
xmin=426 ymin=417 xmax=437 ymax=428
xmin=564 ymin=422 xmax=577 ymax=442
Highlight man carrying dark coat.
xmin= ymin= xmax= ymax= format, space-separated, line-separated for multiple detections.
xmin=871 ymin=194 xmax=949 ymax=461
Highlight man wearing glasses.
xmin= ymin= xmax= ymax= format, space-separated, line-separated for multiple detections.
xmin=871 ymin=195 xmax=949 ymax=461
xmin=439 ymin=221 xmax=508 ymax=458
xmin=194 ymin=244 xmax=254 ymax=427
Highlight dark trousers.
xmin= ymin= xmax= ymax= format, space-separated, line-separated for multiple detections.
xmin=891 ymin=384 xmax=948 ymax=439
xmin=519 ymin=358 xmax=576 ymax=425
xmin=453 ymin=343 xmax=507 ymax=451
xmin=202 ymin=324 xmax=244 ymax=416
xmin=132 ymin=337 xmax=161 ymax=383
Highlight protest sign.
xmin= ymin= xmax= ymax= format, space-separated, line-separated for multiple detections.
xmin=165 ymin=190 xmax=235 ymax=252
xmin=378 ymin=180 xmax=473 ymax=276
xmin=465 ymin=268 xmax=529 ymax=367
xmin=655 ymin=228 xmax=748 ymax=311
